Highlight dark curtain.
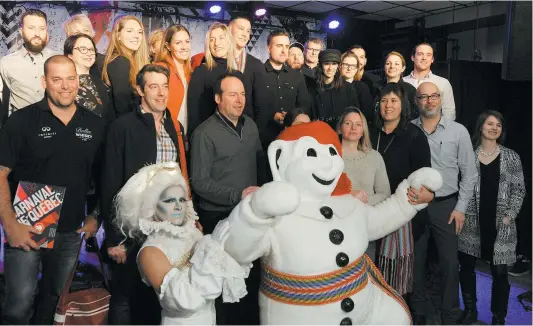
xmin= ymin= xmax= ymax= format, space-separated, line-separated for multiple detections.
xmin=450 ymin=60 xmax=532 ymax=259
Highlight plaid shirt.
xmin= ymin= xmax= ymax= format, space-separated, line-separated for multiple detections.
xmin=141 ymin=107 xmax=178 ymax=163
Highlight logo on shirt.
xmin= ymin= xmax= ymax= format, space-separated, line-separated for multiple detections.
xmin=38 ymin=126 xmax=56 ymax=139
xmin=75 ymin=127 xmax=93 ymax=141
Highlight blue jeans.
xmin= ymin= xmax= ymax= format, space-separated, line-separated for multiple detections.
xmin=2 ymin=231 xmax=81 ymax=325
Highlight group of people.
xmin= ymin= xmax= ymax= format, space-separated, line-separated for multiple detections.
xmin=0 ymin=8 xmax=526 ymax=326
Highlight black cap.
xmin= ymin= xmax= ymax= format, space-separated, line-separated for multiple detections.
xmin=289 ymin=42 xmax=304 ymax=52
xmin=319 ymin=49 xmax=341 ymax=64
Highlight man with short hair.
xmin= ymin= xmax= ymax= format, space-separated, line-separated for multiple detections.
xmin=348 ymin=44 xmax=381 ymax=98
xmin=301 ymin=37 xmax=323 ymax=79
xmin=0 ymin=55 xmax=105 ymax=324
xmin=288 ymin=42 xmax=305 ymax=71
xmin=253 ymin=30 xmax=310 ymax=150
xmin=100 ymin=64 xmax=186 ymax=325
xmin=409 ymin=82 xmax=477 ymax=325
xmin=0 ymin=9 xmax=58 ymax=125
xmin=404 ymin=42 xmax=456 ymax=120
xmin=190 ymin=74 xmax=263 ymax=324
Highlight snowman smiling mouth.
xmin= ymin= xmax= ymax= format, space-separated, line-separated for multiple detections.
xmin=312 ymin=174 xmax=335 ymax=186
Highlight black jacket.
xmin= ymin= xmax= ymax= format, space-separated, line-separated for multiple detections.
xmin=187 ymin=58 xmax=245 ymax=138
xmin=240 ymin=53 xmax=263 ymax=120
xmin=100 ymin=106 xmax=183 ymax=248
xmin=361 ymin=71 xmax=382 ymax=99
xmin=309 ymin=82 xmax=360 ymax=130
xmin=351 ymin=81 xmax=374 ymax=123
xmin=106 ymin=56 xmax=138 ymax=118
xmin=253 ymin=61 xmax=310 ymax=148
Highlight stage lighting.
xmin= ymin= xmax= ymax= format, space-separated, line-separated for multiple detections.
xmin=328 ymin=20 xmax=340 ymax=29
xmin=251 ymin=1 xmax=267 ymax=17
xmin=209 ymin=4 xmax=222 ymax=14
xmin=255 ymin=8 xmax=267 ymax=16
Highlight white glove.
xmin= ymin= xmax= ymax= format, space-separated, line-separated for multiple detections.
xmin=407 ymin=167 xmax=443 ymax=193
xmin=250 ymin=181 xmax=300 ymax=219
xmin=211 ymin=220 xmax=230 ymax=246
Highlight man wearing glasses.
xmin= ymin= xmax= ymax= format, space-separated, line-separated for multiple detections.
xmin=0 ymin=9 xmax=58 ymax=126
xmin=409 ymin=81 xmax=477 ymax=325
xmin=301 ymin=37 xmax=324 ymax=80
xmin=404 ymin=43 xmax=456 ymax=120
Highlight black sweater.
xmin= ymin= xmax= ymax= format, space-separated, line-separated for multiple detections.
xmin=187 ymin=58 xmax=245 ymax=138
xmin=106 ymin=56 xmax=137 ymax=118
xmin=241 ymin=53 xmax=263 ymax=120
xmin=309 ymin=82 xmax=360 ymax=130
xmin=100 ymin=106 xmax=183 ymax=248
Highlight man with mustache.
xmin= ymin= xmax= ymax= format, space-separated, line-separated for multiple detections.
xmin=288 ymin=42 xmax=304 ymax=71
xmin=0 ymin=9 xmax=58 ymax=126
xmin=409 ymin=82 xmax=477 ymax=325
xmin=404 ymin=43 xmax=456 ymax=120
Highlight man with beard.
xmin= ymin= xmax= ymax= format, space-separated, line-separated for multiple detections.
xmin=0 ymin=55 xmax=105 ymax=324
xmin=0 ymin=9 xmax=58 ymax=125
xmin=253 ymin=30 xmax=310 ymax=151
xmin=404 ymin=43 xmax=456 ymax=120
xmin=409 ymin=82 xmax=477 ymax=325
xmin=287 ymin=42 xmax=304 ymax=71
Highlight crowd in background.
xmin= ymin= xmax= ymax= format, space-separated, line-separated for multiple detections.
xmin=0 ymin=9 xmax=527 ymax=325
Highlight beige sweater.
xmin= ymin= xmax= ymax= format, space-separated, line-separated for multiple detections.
xmin=343 ymin=149 xmax=391 ymax=206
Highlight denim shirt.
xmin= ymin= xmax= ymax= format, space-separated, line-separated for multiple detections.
xmin=412 ymin=117 xmax=478 ymax=213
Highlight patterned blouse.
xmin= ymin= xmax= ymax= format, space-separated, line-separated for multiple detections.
xmin=76 ymin=74 xmax=104 ymax=117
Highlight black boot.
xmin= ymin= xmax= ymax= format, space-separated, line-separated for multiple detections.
xmin=458 ymin=252 xmax=478 ymax=324
xmin=459 ymin=293 xmax=478 ymax=324
xmin=491 ymin=264 xmax=510 ymax=325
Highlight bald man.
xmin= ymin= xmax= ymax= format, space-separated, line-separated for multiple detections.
xmin=0 ymin=55 xmax=105 ymax=324
xmin=409 ymin=82 xmax=477 ymax=325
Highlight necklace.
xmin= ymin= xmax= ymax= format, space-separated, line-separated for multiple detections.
xmin=377 ymin=132 xmax=396 ymax=154
xmin=480 ymin=145 xmax=499 ymax=156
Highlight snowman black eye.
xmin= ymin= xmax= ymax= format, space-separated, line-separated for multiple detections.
xmin=329 ymin=147 xmax=338 ymax=156
xmin=307 ymin=148 xmax=317 ymax=157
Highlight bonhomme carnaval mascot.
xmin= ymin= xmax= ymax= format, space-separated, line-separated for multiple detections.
xmin=114 ymin=162 xmax=249 ymax=325
xmin=224 ymin=121 xmax=442 ymax=325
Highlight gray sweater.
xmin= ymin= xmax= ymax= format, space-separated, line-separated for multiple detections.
xmin=190 ymin=112 xmax=263 ymax=211
xmin=343 ymin=149 xmax=391 ymax=206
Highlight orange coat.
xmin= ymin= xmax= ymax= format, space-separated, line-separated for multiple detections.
xmin=191 ymin=52 xmax=205 ymax=70
xmin=154 ymin=58 xmax=191 ymax=193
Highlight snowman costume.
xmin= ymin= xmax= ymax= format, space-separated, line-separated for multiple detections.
xmin=223 ymin=122 xmax=442 ymax=325
xmin=114 ymin=162 xmax=249 ymax=325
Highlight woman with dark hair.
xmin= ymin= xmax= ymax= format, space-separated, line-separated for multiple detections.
xmin=338 ymin=106 xmax=390 ymax=206
xmin=308 ymin=49 xmax=362 ymax=130
xmin=458 ymin=111 xmax=526 ymax=325
xmin=340 ymin=51 xmax=374 ymax=121
xmin=64 ymin=33 xmax=111 ymax=118
xmin=283 ymin=108 xmax=311 ymax=128
xmin=382 ymin=52 xmax=417 ymax=119
xmin=370 ymin=83 xmax=433 ymax=297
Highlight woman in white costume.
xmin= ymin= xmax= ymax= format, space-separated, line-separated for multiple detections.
xmin=114 ymin=162 xmax=249 ymax=325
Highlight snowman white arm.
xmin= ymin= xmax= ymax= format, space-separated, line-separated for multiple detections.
xmin=224 ymin=181 xmax=300 ymax=264
xmin=365 ymin=167 xmax=442 ymax=241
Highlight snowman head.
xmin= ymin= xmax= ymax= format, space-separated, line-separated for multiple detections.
xmin=268 ymin=121 xmax=352 ymax=200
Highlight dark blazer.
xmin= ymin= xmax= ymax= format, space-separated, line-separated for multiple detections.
xmin=106 ymin=56 xmax=137 ymax=118
xmin=100 ymin=106 xmax=183 ymax=248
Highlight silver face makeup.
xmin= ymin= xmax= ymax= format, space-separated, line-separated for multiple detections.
xmin=155 ymin=185 xmax=187 ymax=225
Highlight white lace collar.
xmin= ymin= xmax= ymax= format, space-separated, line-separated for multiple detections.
xmin=139 ymin=218 xmax=198 ymax=239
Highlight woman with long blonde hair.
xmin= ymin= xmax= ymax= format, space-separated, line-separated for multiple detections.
xmin=186 ymin=22 xmax=244 ymax=137
xmin=103 ymin=15 xmax=149 ymax=118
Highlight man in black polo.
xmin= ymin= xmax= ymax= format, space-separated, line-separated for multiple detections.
xmin=253 ymin=30 xmax=310 ymax=150
xmin=0 ymin=55 xmax=105 ymax=325
xmin=100 ymin=64 xmax=186 ymax=325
